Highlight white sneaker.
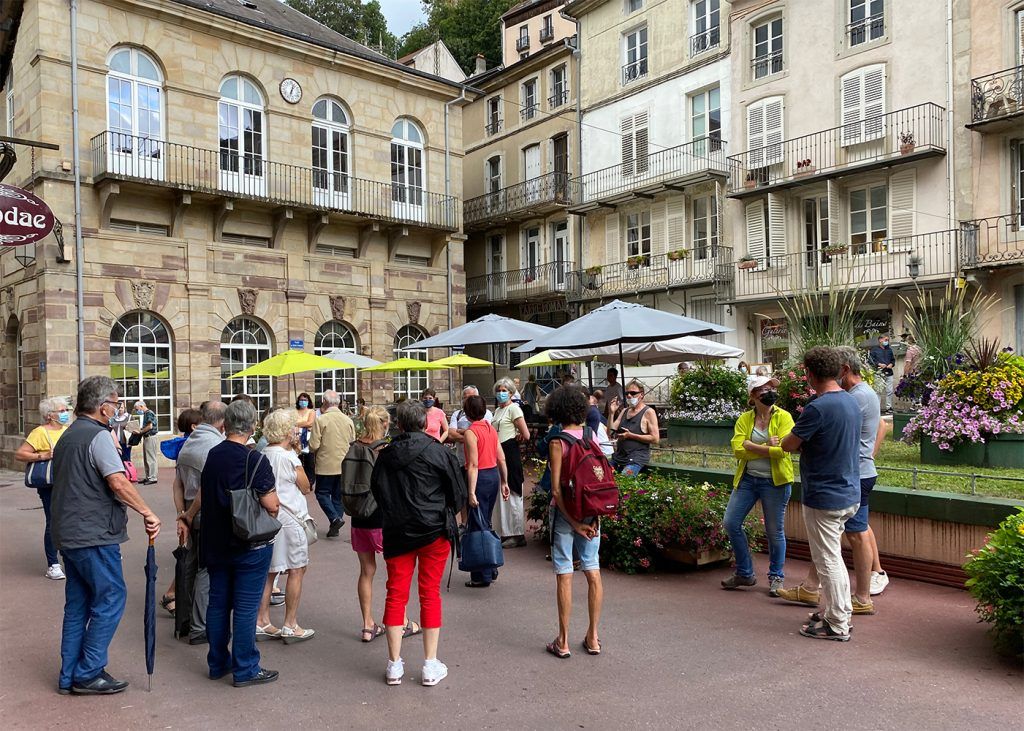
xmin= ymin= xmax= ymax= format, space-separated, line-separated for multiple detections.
xmin=46 ymin=564 xmax=66 ymax=580
xmin=870 ymin=570 xmax=889 ymax=596
xmin=385 ymin=658 xmax=404 ymax=686
xmin=421 ymin=658 xmax=448 ymax=687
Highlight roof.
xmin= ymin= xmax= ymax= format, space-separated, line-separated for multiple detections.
xmin=502 ymin=0 xmax=564 ymax=23
xmin=466 ymin=35 xmax=573 ymax=87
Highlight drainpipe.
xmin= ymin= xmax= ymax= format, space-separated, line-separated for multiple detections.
xmin=69 ymin=0 xmax=85 ymax=381
xmin=562 ymin=15 xmax=584 ymax=290
xmin=444 ymin=85 xmax=469 ymax=331
xmin=944 ymin=0 xmax=958 ymax=280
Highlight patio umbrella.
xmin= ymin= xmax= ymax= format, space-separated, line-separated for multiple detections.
xmin=229 ymin=351 xmax=358 ymax=399
xmin=405 ymin=314 xmax=554 ymax=350
xmin=431 ymin=354 xmax=495 ymax=399
xmin=321 ymin=349 xmax=383 ymax=368
xmin=144 ymin=538 xmax=157 ymax=692
xmin=516 ymin=350 xmax=584 ymax=369
xmin=361 ymin=357 xmax=449 ymax=372
xmin=544 ymin=335 xmax=743 ymax=367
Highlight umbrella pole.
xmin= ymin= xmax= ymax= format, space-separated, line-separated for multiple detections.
xmin=587 ymin=360 xmax=593 ymax=390
xmin=618 ymin=342 xmax=625 ymax=382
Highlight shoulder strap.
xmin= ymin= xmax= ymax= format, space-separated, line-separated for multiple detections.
xmin=42 ymin=429 xmax=55 ymax=450
xmin=552 ymin=431 xmax=579 ymax=447
xmin=244 ymin=451 xmax=266 ymax=493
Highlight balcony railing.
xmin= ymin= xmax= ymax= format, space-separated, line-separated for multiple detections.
xmin=464 ymin=172 xmax=570 ymax=228
xmin=548 ymin=90 xmax=568 ymax=109
xmin=485 ymin=119 xmax=503 ymax=136
xmin=539 ymin=25 xmax=555 ymax=43
xmin=847 ymin=12 xmax=884 ymax=46
xmin=516 ymin=36 xmax=530 ymax=52
xmin=730 ymin=229 xmax=959 ymax=301
xmin=969 ymin=66 xmax=1024 ymax=128
xmin=690 ymin=26 xmax=720 ymax=56
xmin=91 ymin=131 xmax=459 ymax=230
xmin=727 ymin=103 xmax=946 ymax=197
xmin=751 ymin=50 xmax=783 ymax=79
xmin=960 ymin=214 xmax=1024 ymax=268
xmin=622 ymin=58 xmax=648 ymax=85
xmin=467 ymin=260 xmax=575 ymax=306
xmin=567 ymin=247 xmax=733 ymax=301
xmin=520 ymin=103 xmax=539 ymax=121
xmin=569 ymin=137 xmax=728 ymax=211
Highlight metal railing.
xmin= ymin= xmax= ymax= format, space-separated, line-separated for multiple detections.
xmin=960 ymin=214 xmax=1024 ymax=268
xmin=91 ymin=131 xmax=459 ymax=230
xmin=727 ymin=103 xmax=946 ymax=195
xmin=970 ymin=65 xmax=1024 ymax=124
xmin=568 ymin=246 xmax=733 ymax=301
xmin=569 ymin=137 xmax=728 ymax=208
xmin=732 ymin=229 xmax=959 ymax=301
xmin=464 ymin=172 xmax=570 ymax=227
xmin=622 ymin=58 xmax=648 ymax=85
xmin=467 ymin=260 xmax=576 ymax=305
xmin=689 ymin=26 xmax=720 ymax=56
xmin=520 ymin=104 xmax=539 ymax=121
xmin=539 ymin=25 xmax=555 ymax=43
xmin=516 ymin=35 xmax=530 ymax=52
xmin=751 ymin=50 xmax=783 ymax=79
xmin=548 ymin=90 xmax=568 ymax=109
xmin=847 ymin=12 xmax=885 ymax=46
xmin=485 ymin=119 xmax=503 ymax=136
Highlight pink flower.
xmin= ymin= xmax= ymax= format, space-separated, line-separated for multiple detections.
xmin=633 ymin=537 xmax=643 ymax=547
xmin=639 ymin=558 xmax=651 ymax=569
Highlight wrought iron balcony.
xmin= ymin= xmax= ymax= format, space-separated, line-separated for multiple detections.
xmin=622 ymin=58 xmax=648 ymax=85
xmin=464 ymin=172 xmax=570 ymax=230
xmin=689 ymin=26 xmax=720 ymax=56
xmin=567 ymin=247 xmax=733 ymax=302
xmin=91 ymin=131 xmax=459 ymax=230
xmin=539 ymin=25 xmax=555 ymax=43
xmin=485 ymin=119 xmax=503 ymax=136
xmin=960 ymin=214 xmax=1024 ymax=269
xmin=729 ymin=229 xmax=959 ymax=302
xmin=516 ymin=35 xmax=530 ymax=52
xmin=968 ymin=66 xmax=1024 ymax=132
xmin=847 ymin=12 xmax=885 ymax=46
xmin=568 ymin=137 xmax=728 ymax=213
xmin=751 ymin=50 xmax=783 ymax=79
xmin=467 ymin=260 xmax=576 ymax=306
xmin=520 ymin=104 xmax=539 ymax=121
xmin=548 ymin=90 xmax=568 ymax=109
xmin=727 ymin=103 xmax=946 ymax=198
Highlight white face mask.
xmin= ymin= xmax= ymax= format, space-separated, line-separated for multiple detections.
xmin=626 ymin=396 xmax=639 ymax=408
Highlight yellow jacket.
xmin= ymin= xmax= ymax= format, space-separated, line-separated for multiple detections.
xmin=731 ymin=407 xmax=795 ymax=488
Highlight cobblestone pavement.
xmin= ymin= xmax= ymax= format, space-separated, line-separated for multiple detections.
xmin=0 ymin=468 xmax=1020 ymax=729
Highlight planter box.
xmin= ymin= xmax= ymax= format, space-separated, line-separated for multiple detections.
xmin=920 ymin=432 xmax=1024 ymax=469
xmin=667 ymin=418 xmax=735 ymax=447
xmin=892 ymin=412 xmax=913 ymax=440
xmin=658 ymin=546 xmax=731 ymax=566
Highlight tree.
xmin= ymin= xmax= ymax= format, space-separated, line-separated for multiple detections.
xmin=287 ymin=0 xmax=399 ymax=57
xmin=397 ymin=0 xmax=516 ymax=74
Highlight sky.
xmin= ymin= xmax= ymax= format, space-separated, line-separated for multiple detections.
xmin=377 ymin=0 xmax=427 ymax=36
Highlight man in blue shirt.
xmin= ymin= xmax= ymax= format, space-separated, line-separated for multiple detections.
xmin=868 ymin=334 xmax=895 ymax=413
xmin=780 ymin=347 xmax=861 ymax=641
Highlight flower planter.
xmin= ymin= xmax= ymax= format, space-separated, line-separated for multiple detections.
xmin=668 ymin=418 xmax=735 ymax=447
xmin=920 ymin=433 xmax=1024 ymax=469
xmin=984 ymin=432 xmax=1024 ymax=469
xmin=892 ymin=412 xmax=913 ymax=441
xmin=658 ymin=546 xmax=731 ymax=566
xmin=737 ymin=260 xmax=758 ymax=270
xmin=900 ymin=142 xmax=916 ymax=156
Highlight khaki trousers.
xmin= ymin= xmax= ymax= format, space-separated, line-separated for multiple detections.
xmin=802 ymin=502 xmax=859 ymax=635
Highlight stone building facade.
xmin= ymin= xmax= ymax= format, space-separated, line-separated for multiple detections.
xmin=0 ymin=0 xmax=469 ymax=459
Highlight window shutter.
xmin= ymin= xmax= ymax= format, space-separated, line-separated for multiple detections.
xmin=745 ymin=199 xmax=766 ymax=265
xmin=767 ymin=192 xmax=786 ymax=261
xmin=862 ymin=65 xmax=885 ymax=139
xmin=840 ymin=71 xmax=863 ymax=145
xmin=747 ymin=102 xmax=765 ymax=168
xmin=666 ymin=196 xmax=686 ymax=252
xmin=1018 ymin=10 xmax=1024 ymax=65
xmin=605 ymin=213 xmax=621 ymax=274
xmin=621 ymin=116 xmax=635 ymax=176
xmin=634 ymin=112 xmax=650 ymax=174
xmin=827 ymin=179 xmax=840 ymax=249
xmin=764 ymin=98 xmax=784 ymax=166
xmin=842 ymin=65 xmax=886 ymax=145
xmin=714 ymin=181 xmax=726 ymax=246
xmin=889 ymin=169 xmax=916 ymax=240
xmin=651 ymin=202 xmax=667 ymax=256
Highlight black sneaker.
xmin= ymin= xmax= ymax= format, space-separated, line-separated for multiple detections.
xmin=326 ymin=518 xmax=344 ymax=538
xmin=721 ymin=574 xmax=757 ymax=590
xmin=71 ymin=671 xmax=129 ymax=695
xmin=233 ymin=668 xmax=279 ymax=687
xmin=188 ymin=632 xmax=208 ymax=645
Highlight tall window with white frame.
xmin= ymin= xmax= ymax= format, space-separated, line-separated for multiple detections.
xmin=848 ymin=0 xmax=884 ymax=47
xmin=314 ymin=321 xmax=358 ymax=410
xmin=486 ymin=156 xmax=502 ymax=197
xmin=523 ymin=226 xmax=541 ymax=279
xmin=692 ymin=195 xmax=719 ymax=260
xmin=110 ymin=312 xmax=174 ymax=433
xmin=220 ymin=316 xmax=272 ymax=415
xmin=312 ymin=98 xmax=350 ymax=204
xmin=549 ymin=65 xmax=567 ymax=108
xmin=625 ymin=0 xmax=644 ymax=14
xmin=625 ymin=211 xmax=652 ymax=265
xmin=623 ymin=26 xmax=648 ymax=85
xmin=521 ymin=79 xmax=538 ymax=121
xmin=5 ymin=70 xmax=13 ymax=137
xmin=1015 ymin=140 xmax=1024 ymax=227
xmin=106 ymin=47 xmax=163 ymax=176
xmin=218 ymin=75 xmax=265 ymax=194
xmin=691 ymin=0 xmax=721 ymax=55
xmin=691 ymin=86 xmax=722 ymax=154
xmin=394 ymin=325 xmax=428 ymax=401
xmin=391 ymin=118 xmax=425 ymax=212
xmin=850 ymin=184 xmax=887 ymax=255
xmin=752 ymin=17 xmax=783 ymax=79
xmin=486 ymin=96 xmax=502 ymax=135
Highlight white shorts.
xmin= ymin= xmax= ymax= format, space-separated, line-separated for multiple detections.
xmin=269 ymin=513 xmax=309 ymax=573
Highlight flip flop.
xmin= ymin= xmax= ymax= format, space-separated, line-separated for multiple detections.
xmin=402 ymin=621 xmax=422 ymax=638
xmin=582 ymin=638 xmax=602 ymax=655
xmin=546 ymin=641 xmax=571 ymax=659
xmin=361 ymin=624 xmax=385 ymax=643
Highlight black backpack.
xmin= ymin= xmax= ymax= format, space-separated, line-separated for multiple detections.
xmin=341 ymin=439 xmax=387 ymax=519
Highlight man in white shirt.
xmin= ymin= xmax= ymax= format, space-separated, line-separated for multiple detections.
xmin=447 ymin=385 xmax=493 ymax=469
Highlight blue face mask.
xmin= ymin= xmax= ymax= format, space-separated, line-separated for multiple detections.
xmin=57 ymin=412 xmax=70 ymax=425
xmin=423 ymin=399 xmax=435 ymax=408
xmin=496 ymin=391 xmax=510 ymax=403
xmin=297 ymin=400 xmax=309 ymax=409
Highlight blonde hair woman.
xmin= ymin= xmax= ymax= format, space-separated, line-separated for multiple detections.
xmin=255 ymin=408 xmax=315 ymax=644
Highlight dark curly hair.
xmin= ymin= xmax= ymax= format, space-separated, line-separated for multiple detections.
xmin=545 ymin=385 xmax=588 ymax=427
xmin=803 ymin=346 xmax=843 ymax=380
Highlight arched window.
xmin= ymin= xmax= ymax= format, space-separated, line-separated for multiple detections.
xmin=312 ymin=98 xmax=350 ymax=204
xmin=105 ymin=47 xmax=163 ymax=175
xmin=220 ymin=316 xmax=273 ymax=414
xmin=110 ymin=311 xmax=174 ymax=433
xmin=5 ymin=315 xmax=23 ymax=433
xmin=219 ymin=75 xmax=266 ymax=194
xmin=391 ymin=118 xmax=425 ymax=210
xmin=393 ymin=324 xmax=428 ymax=401
xmin=314 ymin=321 xmax=358 ymax=409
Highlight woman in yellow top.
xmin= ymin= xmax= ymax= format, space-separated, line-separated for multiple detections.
xmin=14 ymin=397 xmax=71 ymax=580
xmin=720 ymin=375 xmax=795 ymax=596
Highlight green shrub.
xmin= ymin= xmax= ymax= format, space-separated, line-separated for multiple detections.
xmin=963 ymin=507 xmax=1024 ymax=659
xmin=669 ymin=363 xmax=748 ymax=421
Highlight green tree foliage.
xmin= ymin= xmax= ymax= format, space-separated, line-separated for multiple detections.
xmin=398 ymin=0 xmax=517 ymax=74
xmin=287 ymin=0 xmax=399 ymax=57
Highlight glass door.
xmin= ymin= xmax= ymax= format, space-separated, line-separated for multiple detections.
xmin=803 ymin=196 xmax=831 ymax=288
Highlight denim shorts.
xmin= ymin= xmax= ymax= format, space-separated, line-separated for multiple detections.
xmin=844 ymin=477 xmax=877 ymax=533
xmin=550 ymin=507 xmax=600 ymax=575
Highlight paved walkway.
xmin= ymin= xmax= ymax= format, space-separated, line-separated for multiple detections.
xmin=0 ymin=468 xmax=1020 ymax=729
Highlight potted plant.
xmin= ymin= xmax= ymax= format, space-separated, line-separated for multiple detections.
xmin=737 ymin=256 xmax=758 ymax=270
xmin=667 ymin=363 xmax=748 ymax=445
xmin=794 ymin=158 xmax=815 ymax=176
xmin=743 ymin=172 xmax=757 ymax=189
xmin=963 ymin=508 xmax=1024 ymax=659
xmin=667 ymin=249 xmax=690 ymax=262
xmin=627 ymin=254 xmax=649 ymax=269
xmin=899 ymin=131 xmax=916 ymax=155
xmin=822 ymin=243 xmax=848 ymax=255
xmin=582 ymin=265 xmax=602 ymax=289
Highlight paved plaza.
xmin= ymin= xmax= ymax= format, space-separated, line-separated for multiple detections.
xmin=0 ymin=468 xmax=1020 ymax=729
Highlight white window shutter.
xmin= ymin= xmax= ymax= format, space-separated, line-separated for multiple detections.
xmin=764 ymin=97 xmax=784 ymax=166
xmin=745 ymin=199 xmax=766 ymax=264
xmin=863 ymin=65 xmax=886 ymax=140
xmin=827 ymin=179 xmax=840 ymax=248
xmin=1018 ymin=10 xmax=1024 ymax=65
xmin=605 ymin=213 xmax=621 ymax=274
xmin=767 ymin=192 xmax=786 ymax=260
xmin=715 ymin=181 xmax=726 ymax=246
xmin=889 ymin=169 xmax=916 ymax=240
xmin=747 ymin=102 xmax=765 ymax=168
xmin=635 ymin=111 xmax=650 ymax=174
xmin=621 ymin=116 xmax=635 ymax=176
xmin=651 ymin=201 xmax=667 ymax=256
xmin=666 ymin=196 xmax=686 ymax=252
xmin=840 ymin=71 xmax=863 ymax=145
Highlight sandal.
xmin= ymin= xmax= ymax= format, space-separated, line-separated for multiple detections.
xmin=799 ymin=619 xmax=850 ymax=642
xmin=582 ymin=638 xmax=602 ymax=655
xmin=160 ymin=594 xmax=175 ymax=617
xmin=807 ymin=611 xmax=855 ymax=631
xmin=361 ymin=624 xmax=385 ymax=643
xmin=402 ymin=621 xmax=422 ymax=638
xmin=256 ymin=624 xmax=281 ymax=642
xmin=546 ymin=640 xmax=571 ymax=659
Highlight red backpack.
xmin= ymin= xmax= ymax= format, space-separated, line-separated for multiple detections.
xmin=553 ymin=428 xmax=619 ymax=521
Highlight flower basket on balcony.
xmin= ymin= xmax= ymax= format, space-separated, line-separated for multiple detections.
xmin=794 ymin=159 xmax=815 ymax=177
xmin=899 ymin=131 xmax=916 ymax=156
xmin=744 ymin=173 xmax=757 ymax=189
xmin=627 ymin=255 xmax=649 ymax=270
xmin=524 ymin=275 xmax=536 ymax=284
xmin=822 ymin=244 xmax=848 ymax=256
xmin=667 ymin=249 xmax=690 ymax=262
xmin=737 ymin=257 xmax=758 ymax=270
xmin=585 ymin=265 xmax=603 ymax=276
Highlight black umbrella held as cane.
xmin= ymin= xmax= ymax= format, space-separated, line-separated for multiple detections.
xmin=144 ymin=538 xmax=157 ymax=692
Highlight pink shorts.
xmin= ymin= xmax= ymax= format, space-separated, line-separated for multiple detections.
xmin=351 ymin=527 xmax=383 ymax=554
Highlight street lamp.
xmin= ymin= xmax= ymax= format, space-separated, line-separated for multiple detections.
xmin=907 ymin=255 xmax=922 ymax=280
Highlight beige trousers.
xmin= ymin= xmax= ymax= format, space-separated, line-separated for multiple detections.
xmin=802 ymin=502 xmax=859 ymax=635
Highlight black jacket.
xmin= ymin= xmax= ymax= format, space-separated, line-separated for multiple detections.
xmin=370 ymin=430 xmax=467 ymax=559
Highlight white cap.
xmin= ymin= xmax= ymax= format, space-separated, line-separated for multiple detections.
xmin=747 ymin=375 xmax=780 ymax=395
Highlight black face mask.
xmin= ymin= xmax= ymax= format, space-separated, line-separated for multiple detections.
xmin=758 ymin=391 xmax=779 ymax=406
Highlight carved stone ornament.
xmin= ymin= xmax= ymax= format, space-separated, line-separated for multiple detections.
xmin=2 ymin=286 xmax=12 ymax=316
xmin=131 ymin=280 xmax=155 ymax=311
xmin=237 ymin=288 xmax=258 ymax=316
xmin=407 ymin=300 xmax=421 ymax=325
xmin=329 ymin=295 xmax=346 ymax=322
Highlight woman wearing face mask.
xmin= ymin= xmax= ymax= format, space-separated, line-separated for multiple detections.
xmin=420 ymin=389 xmax=449 ymax=443
xmin=493 ymin=378 xmax=531 ymax=548
xmin=14 ymin=397 xmax=72 ymax=580
xmin=294 ymin=392 xmax=316 ymax=490
xmin=721 ymin=375 xmax=795 ymax=597
xmin=737 ymin=361 xmax=750 ymax=375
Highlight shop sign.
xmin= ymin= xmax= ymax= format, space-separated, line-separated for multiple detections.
xmin=0 ymin=183 xmax=56 ymax=246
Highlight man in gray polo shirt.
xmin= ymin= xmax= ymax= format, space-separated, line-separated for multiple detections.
xmin=52 ymin=376 xmax=161 ymax=695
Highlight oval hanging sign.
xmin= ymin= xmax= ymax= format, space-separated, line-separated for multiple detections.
xmin=0 ymin=183 xmax=56 ymax=246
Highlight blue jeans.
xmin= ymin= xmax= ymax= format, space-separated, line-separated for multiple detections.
xmin=37 ymin=487 xmax=58 ymax=567
xmin=468 ymin=467 xmax=500 ymax=584
xmin=59 ymin=544 xmax=128 ymax=689
xmin=314 ymin=474 xmax=344 ymax=524
xmin=206 ymin=544 xmax=273 ymax=682
xmin=723 ymin=474 xmax=792 ymax=580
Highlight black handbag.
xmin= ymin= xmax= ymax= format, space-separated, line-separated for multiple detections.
xmin=458 ymin=506 xmax=504 ymax=573
xmin=24 ymin=430 xmax=55 ymax=488
xmin=230 ymin=452 xmax=281 ymax=543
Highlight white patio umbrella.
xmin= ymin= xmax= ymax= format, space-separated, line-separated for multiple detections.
xmin=544 ymin=335 xmax=743 ymax=367
xmin=321 ymin=349 xmax=383 ymax=369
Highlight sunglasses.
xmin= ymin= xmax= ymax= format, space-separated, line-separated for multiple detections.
xmin=625 ymin=391 xmax=641 ymax=396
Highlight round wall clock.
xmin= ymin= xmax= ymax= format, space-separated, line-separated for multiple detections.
xmin=280 ymin=78 xmax=302 ymax=104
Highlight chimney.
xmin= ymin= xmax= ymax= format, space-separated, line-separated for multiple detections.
xmin=475 ymin=54 xmax=487 ymax=75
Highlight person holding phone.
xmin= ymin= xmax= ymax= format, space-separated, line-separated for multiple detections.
xmin=608 ymin=381 xmax=659 ymax=476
